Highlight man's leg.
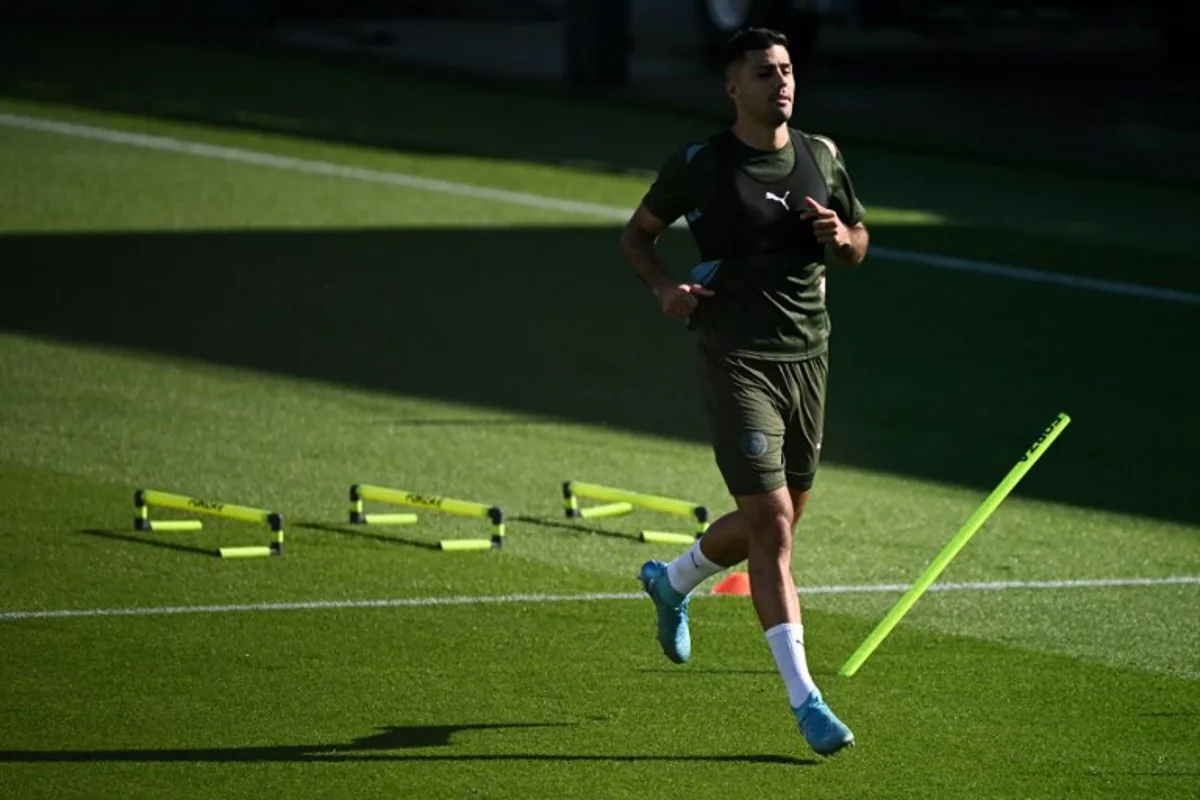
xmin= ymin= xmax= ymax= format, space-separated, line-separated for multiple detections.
xmin=641 ymin=488 xmax=851 ymax=756
xmin=689 ymin=510 xmax=750 ymax=568
xmin=769 ymin=353 xmax=852 ymax=755
xmin=736 ymin=486 xmax=817 ymax=709
xmin=636 ymin=510 xmax=745 ymax=663
xmin=638 ymin=349 xmax=783 ymax=663
xmin=658 ymin=351 xmax=819 ymax=609
xmin=662 ymin=484 xmax=811 ymax=596
xmin=739 ymin=483 xmax=849 ymax=756
xmin=740 ymin=487 xmax=799 ymax=628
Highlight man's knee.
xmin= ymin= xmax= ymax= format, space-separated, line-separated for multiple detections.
xmin=737 ymin=491 xmax=795 ymax=556
xmin=787 ymin=487 xmax=812 ymax=529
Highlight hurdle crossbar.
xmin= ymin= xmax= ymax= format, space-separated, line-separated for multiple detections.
xmin=562 ymin=481 xmax=708 ymax=543
xmin=349 ymin=484 xmax=504 ymax=551
xmin=134 ymin=489 xmax=284 ymax=558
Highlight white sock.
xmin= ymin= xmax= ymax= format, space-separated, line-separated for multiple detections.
xmin=665 ymin=539 xmax=725 ymax=596
xmin=765 ymin=622 xmax=818 ymax=708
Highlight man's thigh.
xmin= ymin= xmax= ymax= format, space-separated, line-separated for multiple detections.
xmin=780 ymin=353 xmax=829 ymax=492
xmin=697 ymin=350 xmax=788 ymax=496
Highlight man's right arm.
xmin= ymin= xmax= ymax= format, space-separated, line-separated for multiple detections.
xmin=620 ymin=205 xmax=714 ymax=320
xmin=619 ymin=205 xmax=675 ymax=298
xmin=619 ymin=147 xmax=714 ymax=320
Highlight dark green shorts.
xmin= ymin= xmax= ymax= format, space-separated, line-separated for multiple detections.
xmin=696 ymin=346 xmax=828 ymax=497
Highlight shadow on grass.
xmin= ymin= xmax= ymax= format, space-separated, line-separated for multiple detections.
xmin=80 ymin=528 xmax=217 ymax=557
xmin=385 ymin=754 xmax=815 ymax=765
xmin=4 ymin=227 xmax=1196 ymax=529
xmin=636 ymin=668 xmax=775 ymax=676
xmin=513 ymin=515 xmax=641 ymax=544
xmin=374 ymin=418 xmax=564 ymax=427
xmin=293 ymin=521 xmax=441 ymax=551
xmin=0 ymin=722 xmax=815 ymax=766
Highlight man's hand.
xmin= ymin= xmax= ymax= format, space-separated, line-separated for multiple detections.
xmin=654 ymin=282 xmax=715 ymax=320
xmin=619 ymin=204 xmax=717 ymax=320
xmin=800 ymin=197 xmax=851 ymax=249
xmin=801 ymin=196 xmax=869 ymax=266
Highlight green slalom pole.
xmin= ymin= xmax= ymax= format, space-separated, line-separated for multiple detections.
xmin=839 ymin=412 xmax=1072 ymax=678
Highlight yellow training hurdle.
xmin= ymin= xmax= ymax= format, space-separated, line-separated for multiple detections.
xmin=133 ymin=489 xmax=284 ymax=558
xmin=561 ymin=481 xmax=709 ymax=544
xmin=349 ymin=484 xmax=504 ymax=551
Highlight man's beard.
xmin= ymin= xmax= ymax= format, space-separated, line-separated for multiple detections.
xmin=762 ymin=104 xmax=791 ymax=126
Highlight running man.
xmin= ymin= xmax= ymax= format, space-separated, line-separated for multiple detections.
xmin=618 ymin=27 xmax=869 ymax=757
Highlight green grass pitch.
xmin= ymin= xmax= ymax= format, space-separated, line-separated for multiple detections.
xmin=0 ymin=27 xmax=1198 ymax=800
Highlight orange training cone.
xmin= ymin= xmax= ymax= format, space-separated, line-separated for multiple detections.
xmin=711 ymin=571 xmax=751 ymax=596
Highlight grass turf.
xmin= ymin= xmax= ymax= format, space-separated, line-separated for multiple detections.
xmin=1 ymin=26 xmax=1198 ymax=800
xmin=2 ymin=599 xmax=1197 ymax=800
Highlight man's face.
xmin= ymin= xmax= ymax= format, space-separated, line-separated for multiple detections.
xmin=727 ymin=45 xmax=794 ymax=126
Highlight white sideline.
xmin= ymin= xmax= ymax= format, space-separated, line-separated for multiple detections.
xmin=2 ymin=576 xmax=1196 ymax=622
xmin=2 ymin=111 xmax=1198 ymax=306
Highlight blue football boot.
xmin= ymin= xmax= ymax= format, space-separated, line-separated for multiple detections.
xmin=637 ymin=560 xmax=691 ymax=664
xmin=794 ymin=688 xmax=855 ymax=756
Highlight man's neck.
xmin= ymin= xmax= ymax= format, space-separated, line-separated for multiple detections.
xmin=731 ymin=119 xmax=789 ymax=152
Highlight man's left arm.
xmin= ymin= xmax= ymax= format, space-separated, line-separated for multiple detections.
xmin=831 ymin=221 xmax=868 ymax=267
xmin=802 ymin=136 xmax=869 ymax=267
xmin=800 ymin=199 xmax=868 ymax=266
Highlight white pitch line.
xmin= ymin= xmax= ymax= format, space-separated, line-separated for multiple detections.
xmin=2 ymin=576 xmax=1196 ymax=622
xmin=867 ymin=246 xmax=1200 ymax=305
xmin=0 ymin=112 xmax=629 ymax=221
xmin=2 ymin=111 xmax=1197 ymax=306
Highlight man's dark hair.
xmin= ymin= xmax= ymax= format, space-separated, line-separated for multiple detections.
xmin=721 ymin=27 xmax=790 ymax=75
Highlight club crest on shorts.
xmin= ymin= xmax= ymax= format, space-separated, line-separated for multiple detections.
xmin=741 ymin=430 xmax=769 ymax=458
